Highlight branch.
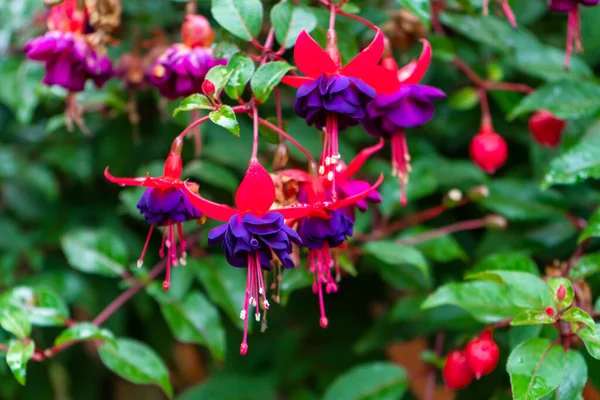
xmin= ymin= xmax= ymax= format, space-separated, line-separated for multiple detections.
xmin=396 ymin=217 xmax=488 ymax=245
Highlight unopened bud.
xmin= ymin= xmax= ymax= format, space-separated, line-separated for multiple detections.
xmin=468 ymin=185 xmax=489 ymax=202
xmin=181 ymin=14 xmax=215 ymax=47
xmin=443 ymin=189 xmax=463 ymax=208
xmin=484 ymin=215 xmax=508 ymax=230
xmin=556 ymin=284 xmax=566 ymax=301
xmin=308 ymin=160 xmax=319 ymax=178
xmin=202 ymin=79 xmax=216 ymax=98
xmin=545 ymin=306 xmax=556 ymax=317
xmin=272 ymin=142 xmax=290 ymax=171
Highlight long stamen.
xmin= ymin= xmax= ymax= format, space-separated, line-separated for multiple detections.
xmin=170 ymin=223 xmax=178 ymax=267
xmin=177 ymin=222 xmax=187 ymax=265
xmin=240 ymin=254 xmax=252 ymax=356
xmin=159 ymin=225 xmax=167 ymax=258
xmin=392 ymin=132 xmax=411 ymax=206
xmin=138 ymin=225 xmax=154 ymax=267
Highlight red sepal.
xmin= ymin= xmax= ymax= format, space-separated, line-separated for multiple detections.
xmin=278 ymin=203 xmax=329 ymax=220
xmin=328 ymin=174 xmax=384 ymax=210
xmin=340 ymin=29 xmax=385 ymax=79
xmin=183 ymin=182 xmax=237 ymax=222
xmin=362 ymin=65 xmax=401 ymax=94
xmin=235 ymin=161 xmax=276 ymax=214
xmin=343 ymin=139 xmax=384 ymax=180
xmin=104 ymin=167 xmax=181 ymax=188
xmin=163 ymin=152 xmax=183 ymax=180
xmin=294 ymin=30 xmax=337 ymax=79
xmin=280 ymin=76 xmax=315 ymax=88
xmin=399 ymin=39 xmax=432 ymax=85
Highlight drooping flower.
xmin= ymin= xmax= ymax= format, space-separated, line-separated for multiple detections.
xmin=24 ymin=0 xmax=113 ymax=92
xmin=104 ymin=137 xmax=201 ymax=290
xmin=362 ymin=42 xmax=444 ymax=205
xmin=469 ymin=123 xmax=508 ymax=174
xmin=147 ymin=15 xmax=227 ymax=99
xmin=548 ymin=0 xmax=600 ymax=69
xmin=184 ymin=160 xmax=326 ymax=355
xmin=528 ymin=110 xmax=566 ymax=148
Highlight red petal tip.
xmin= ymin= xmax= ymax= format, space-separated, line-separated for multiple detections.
xmin=400 ymin=39 xmax=432 ymax=85
xmin=294 ymin=30 xmax=337 ymax=78
xmin=331 ymin=173 xmax=384 ymax=210
xmin=340 ymin=28 xmax=385 ymax=79
xmin=344 ymin=139 xmax=385 ymax=179
xmin=235 ymin=161 xmax=276 ymax=214
xmin=280 ymin=75 xmax=314 ymax=88
xmin=183 ymin=182 xmax=236 ymax=222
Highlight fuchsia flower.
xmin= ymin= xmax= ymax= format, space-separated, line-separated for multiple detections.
xmin=362 ymin=43 xmax=444 ymax=205
xmin=104 ymin=137 xmax=201 ymax=290
xmin=24 ymin=0 xmax=113 ymax=92
xmin=147 ymin=15 xmax=227 ymax=99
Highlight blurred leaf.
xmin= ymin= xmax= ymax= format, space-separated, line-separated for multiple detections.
xmin=400 ymin=227 xmax=468 ymax=263
xmin=257 ymin=117 xmax=285 ymax=144
xmin=280 ymin=264 xmax=313 ymax=306
xmin=211 ymin=0 xmax=263 ymax=41
xmin=98 ymin=338 xmax=173 ymax=399
xmin=251 ymin=61 xmax=293 ymax=103
xmin=471 ymin=252 xmax=539 ymax=275
xmin=173 ymin=94 xmax=213 ymax=116
xmin=570 ymin=252 xmax=600 ymax=280
xmin=448 ymin=87 xmax=479 ymax=110
xmin=271 ymin=2 xmax=317 ymax=48
xmin=467 ymin=270 xmax=551 ymax=309
xmin=323 ymin=362 xmax=407 ymax=400
xmin=54 ymin=323 xmax=116 ymax=348
xmin=6 ymin=340 xmax=35 ymax=386
xmin=61 ymin=229 xmax=127 ymax=278
xmin=511 ymin=310 xmax=555 ymax=326
xmin=540 ymin=350 xmax=587 ymax=400
xmin=580 ymin=206 xmax=600 ymax=243
xmin=224 ymin=53 xmax=255 ymax=100
xmin=512 ymin=44 xmax=592 ymax=82
xmin=507 ymin=338 xmax=565 ymax=400
xmin=0 ymin=306 xmax=31 ymax=339
xmin=179 ymin=374 xmax=276 ymax=400
xmin=1 ymin=286 xmax=69 ymax=327
xmin=578 ymin=324 xmax=600 ymax=360
xmin=509 ymin=325 xmax=542 ymax=350
xmin=429 ymin=35 xmax=455 ymax=62
xmin=562 ymin=308 xmax=595 ymax=330
xmin=389 ymin=294 xmax=427 ymax=322
xmin=547 ymin=278 xmax=573 ymax=309
xmin=183 ymin=160 xmax=239 ymax=192
xmin=422 ymin=281 xmax=522 ymax=323
xmin=0 ymin=57 xmax=44 ymax=124
xmin=399 ymin=0 xmax=430 ymax=29
xmin=209 ymin=105 xmax=240 ymax=136
xmin=364 ymin=241 xmax=431 ymax=290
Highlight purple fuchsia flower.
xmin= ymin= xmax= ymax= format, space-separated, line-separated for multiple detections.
xmin=362 ymin=42 xmax=445 ymax=205
xmin=147 ymin=15 xmax=227 ymax=99
xmin=105 ymin=137 xmax=201 ymax=290
xmin=184 ymin=160 xmax=327 ymax=355
xmin=24 ymin=0 xmax=113 ymax=92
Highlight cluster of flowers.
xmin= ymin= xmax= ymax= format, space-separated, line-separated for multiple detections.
xmin=443 ymin=331 xmax=500 ymax=390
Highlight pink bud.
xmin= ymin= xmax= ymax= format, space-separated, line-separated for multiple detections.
xmin=545 ymin=306 xmax=556 ymax=317
xmin=469 ymin=130 xmax=508 ymax=174
xmin=528 ymin=110 xmax=565 ymax=149
xmin=443 ymin=350 xmax=475 ymax=390
xmin=202 ymin=79 xmax=216 ymax=97
xmin=465 ymin=336 xmax=500 ymax=379
xmin=556 ymin=284 xmax=566 ymax=301
xmin=181 ymin=15 xmax=215 ymax=48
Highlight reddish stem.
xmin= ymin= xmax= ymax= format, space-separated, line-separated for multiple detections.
xmin=396 ymin=218 xmax=487 ymax=245
xmin=251 ymin=106 xmax=259 ymax=160
xmin=478 ymin=88 xmax=493 ymax=129
xmin=452 ymin=58 xmax=534 ymax=94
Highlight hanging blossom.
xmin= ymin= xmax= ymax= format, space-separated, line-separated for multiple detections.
xmin=548 ymin=0 xmax=600 ymax=68
xmin=283 ymin=145 xmax=384 ymax=328
xmin=184 ymin=160 xmax=326 ymax=355
xmin=24 ymin=0 xmax=113 ymax=92
xmin=362 ymin=41 xmax=445 ymax=205
xmin=104 ymin=137 xmax=202 ymax=290
xmin=282 ymin=28 xmax=388 ymax=197
xmin=147 ymin=14 xmax=227 ymax=99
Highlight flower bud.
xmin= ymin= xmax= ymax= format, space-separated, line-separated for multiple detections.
xmin=202 ymin=79 xmax=216 ymax=98
xmin=484 ymin=215 xmax=508 ymax=230
xmin=181 ymin=15 xmax=215 ymax=48
xmin=443 ymin=350 xmax=474 ymax=390
xmin=556 ymin=284 xmax=566 ymax=301
xmin=443 ymin=189 xmax=463 ymax=208
xmin=465 ymin=334 xmax=500 ymax=379
xmin=545 ymin=306 xmax=556 ymax=317
xmin=272 ymin=142 xmax=290 ymax=171
xmin=528 ymin=110 xmax=565 ymax=149
xmin=467 ymin=185 xmax=489 ymax=202
xmin=469 ymin=130 xmax=508 ymax=174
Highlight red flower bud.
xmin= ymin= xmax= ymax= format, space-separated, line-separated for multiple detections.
xmin=202 ymin=79 xmax=216 ymax=97
xmin=469 ymin=129 xmax=508 ymax=174
xmin=443 ymin=350 xmax=474 ymax=390
xmin=545 ymin=306 xmax=556 ymax=317
xmin=465 ymin=335 xmax=500 ymax=379
xmin=181 ymin=15 xmax=215 ymax=48
xmin=556 ymin=284 xmax=566 ymax=301
xmin=528 ymin=110 xmax=565 ymax=148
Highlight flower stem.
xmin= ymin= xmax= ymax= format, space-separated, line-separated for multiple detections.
xmin=251 ymin=106 xmax=259 ymax=160
xmin=396 ymin=217 xmax=487 ymax=246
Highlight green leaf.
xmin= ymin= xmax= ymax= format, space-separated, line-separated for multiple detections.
xmin=510 ymin=80 xmax=600 ymax=120
xmin=512 ymin=43 xmax=592 ymax=82
xmin=580 ymin=207 xmax=600 ymax=243
xmin=471 ymin=252 xmax=539 ymax=275
xmin=562 ymin=308 xmax=595 ymax=330
xmin=194 ymin=257 xmax=246 ymax=329
xmin=322 ymin=362 xmax=408 ymax=400
xmin=183 ymin=160 xmax=239 ymax=192
xmin=98 ymin=338 xmax=173 ymax=399
xmin=280 ymin=265 xmax=313 ymax=306
xmin=364 ymin=241 xmax=431 ymax=290
xmin=543 ymin=122 xmax=600 ymax=188
xmin=1 ymin=286 xmax=69 ymax=327
xmin=509 ymin=325 xmax=542 ymax=350
xmin=61 ymin=229 xmax=127 ymax=278
xmin=422 ymin=281 xmax=522 ymax=323
xmin=448 ymin=87 xmax=479 ymax=110
xmin=270 ymin=2 xmax=316 ymax=48
xmin=399 ymin=227 xmax=467 ymax=263
xmin=257 ymin=116 xmax=286 ymax=144
xmin=570 ymin=252 xmax=600 ymax=280
xmin=172 ymin=94 xmax=213 ymax=116
xmin=209 ymin=105 xmax=240 ymax=136
xmin=151 ymin=290 xmax=226 ymax=361
xmin=547 ymin=278 xmax=574 ymax=309
xmin=467 ymin=271 xmax=552 ymax=309
xmin=6 ymin=340 xmax=35 ymax=386
xmin=578 ymin=324 xmax=600 ymax=360
xmin=251 ymin=61 xmax=293 ymax=103
xmin=224 ymin=53 xmax=255 ymax=100
xmin=507 ymin=338 xmax=566 ymax=400
xmin=206 ymin=65 xmax=234 ymax=97
xmin=54 ymin=322 xmax=116 ymax=348
xmin=0 ymin=306 xmax=31 ymax=339
xmin=179 ymin=374 xmax=276 ymax=400
xmin=429 ymin=35 xmax=455 ymax=62
xmin=541 ymin=350 xmax=587 ymax=400
xmin=511 ymin=310 xmax=555 ymax=326
xmin=211 ymin=0 xmax=263 ymax=41
xmin=398 ymin=0 xmax=430 ymax=29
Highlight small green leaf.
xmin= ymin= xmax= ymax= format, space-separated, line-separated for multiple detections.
xmin=471 ymin=252 xmax=539 ymax=275
xmin=6 ymin=340 xmax=35 ymax=386
xmin=211 ymin=0 xmax=263 ymax=41
xmin=448 ymin=87 xmax=479 ymax=110
xmin=580 ymin=207 xmax=600 ymax=243
xmin=570 ymin=252 xmax=600 ymax=280
xmin=562 ymin=308 xmax=595 ymax=330
xmin=467 ymin=271 xmax=552 ymax=309
xmin=172 ymin=94 xmax=213 ymax=116
xmin=209 ymin=105 xmax=240 ymax=136
xmin=98 ymin=338 xmax=173 ymax=399
xmin=544 ymin=350 xmax=587 ymax=400
xmin=511 ymin=310 xmax=555 ymax=326
xmin=270 ymin=2 xmax=316 ymax=48
xmin=251 ymin=61 xmax=293 ymax=103
xmin=323 ymin=362 xmax=408 ymax=400
xmin=364 ymin=241 xmax=430 ymax=290
xmin=206 ymin=65 xmax=234 ymax=97
xmin=507 ymin=338 xmax=566 ymax=400
xmin=398 ymin=0 xmax=430 ymax=29
xmin=0 ymin=306 xmax=31 ymax=339
xmin=61 ymin=229 xmax=127 ymax=278
xmin=54 ymin=323 xmax=116 ymax=348
xmin=1 ymin=286 xmax=69 ymax=327
xmin=224 ymin=53 xmax=255 ymax=100
xmin=547 ymin=278 xmax=574 ymax=309
xmin=577 ymin=324 xmax=600 ymax=360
